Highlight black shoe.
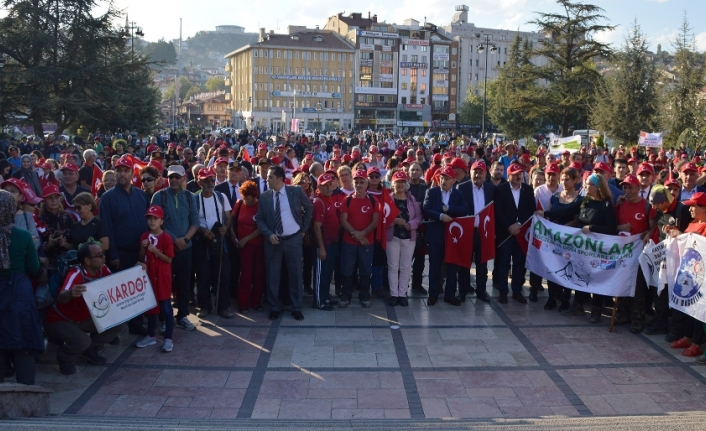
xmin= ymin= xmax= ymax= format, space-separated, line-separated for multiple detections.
xmin=558 ymin=301 xmax=570 ymax=312
xmin=58 ymin=361 xmax=77 ymax=375
xmin=303 ymin=287 xmax=314 ymax=296
xmin=389 ymin=297 xmax=399 ymax=306
xmin=313 ymin=302 xmax=334 ymax=311
xmin=544 ymin=299 xmax=557 ymax=310
xmin=292 ymin=311 xmax=305 ymax=321
xmin=589 ymin=306 xmax=602 ymax=324
xmin=79 ymin=349 xmax=107 ymax=365
xmin=412 ymin=286 xmax=428 ymax=295
xmin=218 ymin=309 xmax=235 ymax=319
xmin=643 ymin=326 xmax=668 ymax=335
xmin=528 ymin=292 xmax=538 ymax=302
xmin=372 ymin=290 xmax=386 ymax=298
xmin=664 ymin=333 xmax=681 ymax=343
xmin=476 ymin=292 xmax=491 ymax=303
xmin=398 ymin=297 xmax=409 ymax=306
xmin=630 ymin=322 xmax=644 ymax=334
xmin=458 ymin=295 xmax=466 ymax=303
xmin=512 ymin=293 xmax=527 ymax=304
xmin=128 ymin=325 xmax=148 ymax=336
xmin=254 ymin=305 xmax=265 ymax=312
xmin=444 ymin=297 xmax=461 ymax=306
xmin=614 ymin=314 xmax=630 ymax=325
xmin=562 ymin=302 xmax=584 ymax=316
xmin=645 ymin=307 xmax=655 ymax=316
xmin=268 ymin=311 xmax=280 ymax=321
xmin=498 ymin=294 xmax=508 ymax=304
xmin=108 ymin=336 xmax=120 ymax=346
xmin=427 ymin=298 xmax=438 ymax=306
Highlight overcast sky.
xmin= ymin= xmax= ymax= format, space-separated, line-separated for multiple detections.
xmin=3 ymin=0 xmax=705 ymax=52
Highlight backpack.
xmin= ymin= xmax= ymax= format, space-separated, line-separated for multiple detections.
xmin=47 ymin=250 xmax=79 ymax=300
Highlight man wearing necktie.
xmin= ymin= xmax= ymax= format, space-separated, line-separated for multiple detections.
xmin=636 ymin=163 xmax=653 ymax=202
xmin=255 ymin=166 xmax=313 ymax=321
xmin=216 ymin=161 xmax=247 ymax=298
xmin=256 ymin=158 xmax=271 ymax=194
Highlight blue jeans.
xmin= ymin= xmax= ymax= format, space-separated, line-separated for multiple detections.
xmin=314 ymin=243 xmax=338 ymax=306
xmin=340 ymin=242 xmax=372 ymax=302
xmin=496 ymin=236 xmax=526 ymax=295
xmin=147 ymin=299 xmax=174 ymax=339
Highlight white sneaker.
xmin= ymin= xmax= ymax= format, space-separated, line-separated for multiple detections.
xmin=136 ymin=336 xmax=156 ymax=348
xmin=159 ymin=321 xmax=166 ymax=335
xmin=162 ymin=339 xmax=173 ymax=353
xmin=176 ymin=317 xmax=196 ymax=331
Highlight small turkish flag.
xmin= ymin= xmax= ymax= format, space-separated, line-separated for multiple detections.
xmin=376 ymin=188 xmax=400 ymax=250
xmin=478 ymin=202 xmax=495 ymax=263
xmin=516 ymin=219 xmax=533 ymax=255
xmin=444 ymin=216 xmax=475 ymax=268
xmin=91 ymin=164 xmax=103 ymax=196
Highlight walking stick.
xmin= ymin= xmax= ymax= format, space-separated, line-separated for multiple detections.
xmin=609 ymin=296 xmax=618 ymax=333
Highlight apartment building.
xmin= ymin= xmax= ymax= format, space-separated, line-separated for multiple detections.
xmin=224 ymin=26 xmax=355 ymax=132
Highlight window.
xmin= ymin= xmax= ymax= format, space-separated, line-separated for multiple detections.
xmin=254 ymin=50 xmax=258 ymax=57
xmin=422 ymin=56 xmax=427 ymax=63
xmin=451 ymin=101 xmax=456 ymax=108
xmin=254 ymin=67 xmax=258 ymax=75
xmin=380 ymin=67 xmax=393 ymax=74
xmin=381 ymin=82 xmax=393 ymax=88
xmin=469 ymin=45 xmax=473 ymax=52
xmin=411 ymin=55 xmax=418 ymax=62
xmin=401 ymin=83 xmax=407 ymax=90
xmin=381 ymin=54 xmax=393 ymax=60
xmin=359 ymin=52 xmax=373 ymax=60
xmin=452 ymin=47 xmax=457 ymax=55
xmin=402 ymin=44 xmax=408 ymax=51
xmin=420 ymin=84 xmax=426 ymax=93
xmin=313 ymin=52 xmax=317 ymax=60
xmin=277 ymin=50 xmax=281 ymax=58
xmin=295 ymin=68 xmax=299 ymax=74
xmin=421 ymin=46 xmax=427 ymax=52
xmin=401 ymin=69 xmax=407 ymax=76
xmin=420 ymin=97 xmax=425 ymax=104
xmin=451 ymin=61 xmax=457 ymax=69
xmin=288 ymin=50 xmax=292 ymax=59
xmin=401 ymin=96 xmax=407 ymax=104
xmin=401 ymin=54 xmax=408 ymax=62
xmin=451 ymin=88 xmax=456 ymax=95
xmin=269 ymin=67 xmax=273 ymax=74
xmin=421 ymin=69 xmax=427 ymax=77
xmin=276 ymin=84 xmax=280 ymax=90
xmin=269 ymin=50 xmax=273 ymax=58
xmin=451 ymin=74 xmax=456 ymax=82
xmin=295 ymin=51 xmax=300 ymax=59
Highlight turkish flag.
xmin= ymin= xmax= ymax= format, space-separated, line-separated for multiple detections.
xmin=242 ymin=148 xmax=251 ymax=163
xmin=376 ymin=188 xmax=400 ymax=250
xmin=125 ymin=155 xmax=147 ymax=186
xmin=515 ymin=219 xmax=533 ymax=255
xmin=478 ymin=203 xmax=495 ymax=263
xmin=536 ymin=199 xmax=544 ymax=212
xmin=91 ymin=164 xmax=103 ymax=196
xmin=444 ymin=216 xmax=475 ymax=268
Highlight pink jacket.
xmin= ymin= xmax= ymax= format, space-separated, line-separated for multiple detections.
xmin=385 ymin=191 xmax=423 ymax=242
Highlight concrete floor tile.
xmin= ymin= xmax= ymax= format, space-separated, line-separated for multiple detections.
xmin=156 ymin=406 xmax=212 ymax=418
xmin=332 ymin=408 xmax=385 ymax=419
xmin=251 ymin=398 xmax=280 ymax=419
xmin=153 ymin=369 xmax=229 ymax=388
xmin=278 ymin=399 xmax=331 ymax=419
xmin=104 ymin=394 xmax=166 ymax=417
xmin=602 ymin=393 xmax=665 ymax=414
xmin=446 ymin=397 xmax=502 ymax=418
xmin=421 ymin=398 xmax=451 ymax=418
xmin=357 ymin=389 xmax=409 ymax=409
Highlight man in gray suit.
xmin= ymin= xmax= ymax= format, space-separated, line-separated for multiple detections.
xmin=255 ymin=165 xmax=313 ymax=321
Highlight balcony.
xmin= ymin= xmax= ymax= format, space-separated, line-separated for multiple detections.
xmin=225 ymin=63 xmax=231 ymax=72
xmin=224 ymin=79 xmax=232 ymax=87
xmin=225 ymin=93 xmax=232 ymax=101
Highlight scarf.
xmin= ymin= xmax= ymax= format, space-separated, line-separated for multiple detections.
xmin=0 ymin=191 xmax=16 ymax=269
xmin=18 ymin=155 xmax=42 ymax=197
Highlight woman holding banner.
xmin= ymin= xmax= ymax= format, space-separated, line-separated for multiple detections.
xmin=540 ymin=173 xmax=617 ymax=323
xmin=537 ymin=167 xmax=580 ymax=311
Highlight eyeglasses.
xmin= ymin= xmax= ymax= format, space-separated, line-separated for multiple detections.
xmin=90 ymin=253 xmax=105 ymax=259
xmin=168 ymin=175 xmax=182 ymax=180
xmin=368 ymin=174 xmax=381 ymax=179
xmin=141 ymin=177 xmax=155 ymax=183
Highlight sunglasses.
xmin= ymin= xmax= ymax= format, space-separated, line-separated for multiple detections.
xmin=368 ymin=174 xmax=381 ymax=179
xmin=141 ymin=177 xmax=155 ymax=183
xmin=168 ymin=175 xmax=182 ymax=180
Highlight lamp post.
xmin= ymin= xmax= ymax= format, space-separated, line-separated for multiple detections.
xmin=124 ymin=20 xmax=144 ymax=60
xmin=316 ymin=101 xmax=322 ymax=132
xmin=477 ymin=35 xmax=497 ymax=138
xmin=0 ymin=54 xmax=5 ymax=134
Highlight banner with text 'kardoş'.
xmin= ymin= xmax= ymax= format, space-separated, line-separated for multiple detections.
xmin=526 ymin=215 xmax=643 ymax=297
xmin=82 ymin=266 xmax=157 ymax=333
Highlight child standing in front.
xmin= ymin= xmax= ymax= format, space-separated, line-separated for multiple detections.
xmin=136 ymin=205 xmax=175 ymax=352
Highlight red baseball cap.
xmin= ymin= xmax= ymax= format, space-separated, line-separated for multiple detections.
xmin=215 ymin=157 xmax=229 ymax=165
xmin=353 ymin=169 xmax=367 ymax=180
xmin=392 ymin=170 xmax=408 ymax=182
xmin=318 ymin=173 xmax=335 ymax=185
xmin=114 ymin=156 xmax=133 ymax=169
xmin=42 ymin=184 xmax=61 ymax=198
xmin=439 ymin=166 xmax=455 ymax=178
xmin=331 ymin=155 xmax=341 ymax=162
xmin=369 ymin=146 xmax=379 ymax=153
xmin=304 ymin=153 xmax=313 ymax=160
xmin=60 ymin=163 xmax=79 ymax=172
xmin=545 ymin=163 xmax=561 ymax=175
xmin=367 ymin=166 xmax=381 ymax=177
xmin=684 ymin=192 xmax=706 ymax=206
xmin=342 ymin=154 xmax=352 ymax=162
xmin=507 ymin=163 xmax=524 ymax=175
xmin=258 ymin=143 xmax=267 ymax=150
xmin=148 ymin=160 xmax=164 ymax=172
xmin=20 ymin=183 xmax=43 ymax=205
xmin=471 ymin=160 xmax=487 ymax=172
xmin=636 ymin=163 xmax=654 ymax=176
xmin=449 ymin=157 xmax=468 ymax=171
xmin=198 ymin=168 xmax=216 ymax=180
xmin=145 ymin=205 xmax=164 ymax=218
xmin=562 ymin=150 xmax=571 ymax=156
xmin=620 ymin=174 xmax=640 ymax=187
xmin=593 ymin=162 xmax=613 ymax=175
xmin=682 ymin=162 xmax=698 ymax=173
xmin=168 ymin=143 xmax=177 ymax=149
xmin=432 ymin=154 xmax=442 ymax=163
xmin=569 ymin=161 xmax=583 ymax=171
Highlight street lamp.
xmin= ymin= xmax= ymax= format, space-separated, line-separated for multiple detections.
xmin=316 ymin=101 xmax=322 ymax=132
xmin=477 ymin=35 xmax=497 ymax=138
xmin=124 ymin=19 xmax=144 ymax=60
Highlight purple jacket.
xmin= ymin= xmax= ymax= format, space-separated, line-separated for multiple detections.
xmin=385 ymin=191 xmax=423 ymax=242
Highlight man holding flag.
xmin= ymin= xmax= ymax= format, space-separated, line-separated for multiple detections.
xmin=423 ymin=166 xmax=469 ymax=306
xmin=494 ymin=163 xmax=535 ymax=304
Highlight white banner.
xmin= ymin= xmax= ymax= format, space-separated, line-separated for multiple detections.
xmin=526 ymin=216 xmax=643 ymax=297
xmin=638 ymin=131 xmax=663 ymax=148
xmin=668 ymin=233 xmax=706 ymax=322
xmin=547 ymin=134 xmax=581 ymax=154
xmin=82 ymin=266 xmax=157 ymax=333
xmin=639 ymin=240 xmax=667 ymax=289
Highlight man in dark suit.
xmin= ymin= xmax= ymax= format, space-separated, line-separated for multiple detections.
xmin=679 ymin=162 xmax=706 ymax=202
xmin=255 ymin=158 xmax=272 ymax=195
xmin=215 ymin=161 xmax=246 ymax=298
xmin=456 ymin=160 xmax=494 ymax=303
xmin=255 ymin=166 xmax=313 ymax=321
xmin=423 ymin=166 xmax=469 ymax=306
xmin=494 ymin=162 xmax=535 ymax=304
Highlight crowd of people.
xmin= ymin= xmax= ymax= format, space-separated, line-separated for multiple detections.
xmin=2 ymin=127 xmax=706 ymax=384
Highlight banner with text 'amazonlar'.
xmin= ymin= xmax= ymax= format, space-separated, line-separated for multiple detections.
xmin=526 ymin=216 xmax=643 ymax=297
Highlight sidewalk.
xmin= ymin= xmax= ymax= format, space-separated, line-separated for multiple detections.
xmin=15 ymin=280 xmax=706 ymax=421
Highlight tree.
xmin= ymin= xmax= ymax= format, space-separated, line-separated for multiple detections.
xmin=184 ymin=85 xmax=204 ymax=100
xmin=0 ymin=0 xmax=159 ymax=136
xmin=526 ymin=0 xmax=614 ymax=136
xmin=487 ymin=34 xmax=539 ymax=139
xmin=143 ymin=38 xmax=177 ymax=64
xmin=205 ymin=76 xmax=225 ymax=92
xmin=458 ymin=86 xmax=484 ymax=125
xmin=660 ymin=15 xmax=706 ymax=147
xmin=590 ymin=22 xmax=660 ymax=145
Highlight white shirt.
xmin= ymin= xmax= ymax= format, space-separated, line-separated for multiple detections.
xmin=472 ymin=183 xmax=486 ymax=227
xmin=272 ymin=188 xmax=300 ymax=236
xmin=681 ymin=186 xmax=697 ymax=202
xmin=440 ymin=188 xmax=451 ymax=221
xmin=510 ymin=184 xmax=521 ymax=209
xmin=227 ymin=182 xmax=242 ymax=202
xmin=639 ymin=186 xmax=651 ymax=200
xmin=535 ymin=184 xmax=563 ymax=212
xmin=244 ymin=144 xmax=254 ymax=157
xmin=198 ymin=193 xmax=232 ymax=230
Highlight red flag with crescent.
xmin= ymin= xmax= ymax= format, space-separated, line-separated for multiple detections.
xmin=444 ymin=216 xmax=475 ymax=268
xmin=91 ymin=164 xmax=103 ymax=196
xmin=376 ymin=188 xmax=399 ymax=250
xmin=478 ymin=202 xmax=495 ymax=263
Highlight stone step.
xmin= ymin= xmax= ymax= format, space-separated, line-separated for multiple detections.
xmin=0 ymin=384 xmax=52 ymax=418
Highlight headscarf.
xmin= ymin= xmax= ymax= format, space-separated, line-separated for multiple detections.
xmin=587 ymin=173 xmax=601 ymax=188
xmin=17 ymin=155 xmax=42 ymax=197
xmin=0 ymin=190 xmax=16 ymax=269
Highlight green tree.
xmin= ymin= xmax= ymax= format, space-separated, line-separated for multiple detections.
xmin=205 ymin=76 xmax=225 ymax=92
xmin=143 ymin=38 xmax=177 ymax=64
xmin=527 ymin=0 xmax=614 ymax=136
xmin=458 ymin=85 xmax=484 ymax=125
xmin=487 ymin=34 xmax=539 ymax=139
xmin=660 ymin=15 xmax=706 ymax=147
xmin=184 ymin=85 xmax=204 ymax=100
xmin=590 ymin=22 xmax=660 ymax=145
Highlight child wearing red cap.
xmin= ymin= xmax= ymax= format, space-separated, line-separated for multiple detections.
xmin=137 ymin=205 xmax=175 ymax=352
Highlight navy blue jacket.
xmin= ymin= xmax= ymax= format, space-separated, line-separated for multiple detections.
xmin=423 ymin=186 xmax=469 ymax=245
xmin=99 ymin=185 xmax=150 ymax=261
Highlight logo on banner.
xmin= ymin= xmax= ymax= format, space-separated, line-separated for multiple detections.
xmin=91 ymin=292 xmax=111 ymax=319
xmin=673 ymin=247 xmax=705 ymax=302
xmin=555 ymin=261 xmax=592 ymax=288
xmin=449 ymin=221 xmax=464 ymax=244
